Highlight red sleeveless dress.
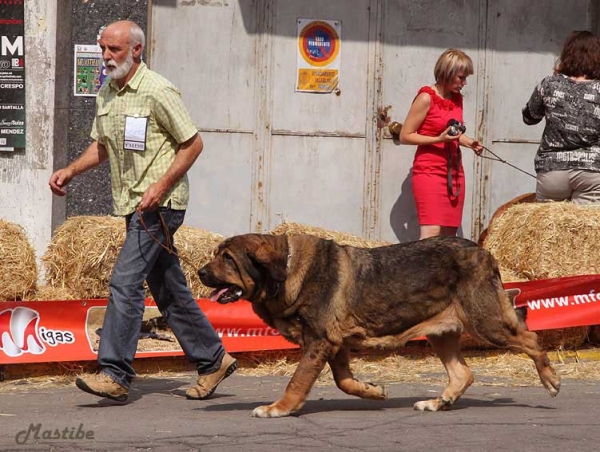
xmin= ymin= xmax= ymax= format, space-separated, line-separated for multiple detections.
xmin=411 ymin=86 xmax=465 ymax=227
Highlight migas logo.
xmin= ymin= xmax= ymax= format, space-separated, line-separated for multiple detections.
xmin=0 ymin=307 xmax=46 ymax=357
xmin=0 ymin=307 xmax=76 ymax=357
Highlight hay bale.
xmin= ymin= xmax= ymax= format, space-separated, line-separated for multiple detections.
xmin=478 ymin=193 xmax=536 ymax=246
xmin=270 ymin=222 xmax=392 ymax=248
xmin=0 ymin=219 xmax=37 ymax=301
xmin=23 ymin=285 xmax=78 ymax=301
xmin=499 ymin=266 xmax=528 ymax=283
xmin=536 ymin=327 xmax=589 ymax=350
xmin=42 ymin=216 xmax=223 ymax=300
xmin=484 ymin=201 xmax=600 ymax=350
xmin=484 ymin=202 xmax=600 ymax=279
xmin=42 ymin=216 xmax=125 ymax=299
xmin=588 ymin=326 xmax=600 ymax=345
xmin=172 ymin=225 xmax=224 ymax=298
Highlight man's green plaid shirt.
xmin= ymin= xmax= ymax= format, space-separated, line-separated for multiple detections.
xmin=91 ymin=62 xmax=198 ymax=215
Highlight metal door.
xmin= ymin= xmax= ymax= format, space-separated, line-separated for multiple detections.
xmin=150 ymin=0 xmax=598 ymax=241
xmin=379 ymin=0 xmax=484 ymax=242
xmin=150 ymin=0 xmax=258 ymax=236
xmin=479 ymin=1 xmax=591 ymax=237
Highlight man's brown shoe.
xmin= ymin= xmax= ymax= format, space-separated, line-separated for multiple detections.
xmin=76 ymin=373 xmax=129 ymax=402
xmin=186 ymin=353 xmax=238 ymax=400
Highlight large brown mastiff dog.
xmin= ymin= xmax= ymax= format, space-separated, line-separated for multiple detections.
xmin=198 ymin=234 xmax=560 ymax=418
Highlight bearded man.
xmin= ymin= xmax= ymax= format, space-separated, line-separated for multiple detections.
xmin=49 ymin=20 xmax=237 ymax=402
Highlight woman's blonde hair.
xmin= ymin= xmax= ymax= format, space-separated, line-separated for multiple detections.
xmin=434 ymin=49 xmax=474 ymax=85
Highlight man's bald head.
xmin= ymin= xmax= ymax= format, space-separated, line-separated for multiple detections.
xmin=102 ymin=20 xmax=145 ymax=52
xmin=98 ymin=20 xmax=145 ymax=87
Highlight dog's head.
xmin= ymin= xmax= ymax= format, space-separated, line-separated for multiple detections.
xmin=198 ymin=234 xmax=288 ymax=304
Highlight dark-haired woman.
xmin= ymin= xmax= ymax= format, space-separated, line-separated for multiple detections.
xmin=523 ymin=30 xmax=600 ymax=204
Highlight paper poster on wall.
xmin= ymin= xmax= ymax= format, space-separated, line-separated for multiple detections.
xmin=296 ymin=19 xmax=341 ymax=93
xmin=0 ymin=0 xmax=26 ymax=152
xmin=74 ymin=45 xmax=107 ymax=97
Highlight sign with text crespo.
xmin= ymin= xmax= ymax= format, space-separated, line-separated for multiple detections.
xmin=0 ymin=0 xmax=25 ymax=152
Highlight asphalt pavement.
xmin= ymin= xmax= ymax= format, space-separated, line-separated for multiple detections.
xmin=1 ymin=372 xmax=599 ymax=452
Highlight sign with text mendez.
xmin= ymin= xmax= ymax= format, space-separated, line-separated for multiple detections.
xmin=0 ymin=1 xmax=25 ymax=152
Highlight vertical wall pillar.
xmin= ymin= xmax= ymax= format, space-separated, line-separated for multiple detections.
xmin=51 ymin=0 xmax=71 ymax=232
xmin=0 ymin=0 xmax=58 ymax=268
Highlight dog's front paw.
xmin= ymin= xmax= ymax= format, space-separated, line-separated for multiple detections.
xmin=413 ymin=397 xmax=452 ymax=412
xmin=544 ymin=374 xmax=561 ymax=397
xmin=252 ymin=404 xmax=292 ymax=418
xmin=540 ymin=363 xmax=561 ymax=398
xmin=364 ymin=382 xmax=388 ymax=400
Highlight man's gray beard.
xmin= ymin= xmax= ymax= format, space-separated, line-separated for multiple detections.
xmin=106 ymin=50 xmax=134 ymax=81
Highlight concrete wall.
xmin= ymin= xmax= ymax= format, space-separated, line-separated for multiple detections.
xmin=149 ymin=0 xmax=598 ymax=243
xmin=0 ymin=0 xmax=148 ymax=277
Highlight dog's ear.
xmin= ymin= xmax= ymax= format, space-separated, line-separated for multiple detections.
xmin=249 ymin=243 xmax=287 ymax=282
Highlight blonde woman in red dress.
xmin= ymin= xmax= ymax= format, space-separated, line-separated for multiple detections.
xmin=400 ymin=48 xmax=483 ymax=240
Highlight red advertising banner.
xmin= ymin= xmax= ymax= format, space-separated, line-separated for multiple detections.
xmin=1 ymin=274 xmax=599 ymax=365
xmin=505 ymin=274 xmax=600 ymax=331
xmin=0 ymin=299 xmax=296 ymax=365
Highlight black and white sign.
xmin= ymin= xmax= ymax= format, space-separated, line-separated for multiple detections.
xmin=0 ymin=0 xmax=25 ymax=152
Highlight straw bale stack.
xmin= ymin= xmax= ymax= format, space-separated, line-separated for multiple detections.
xmin=484 ymin=202 xmax=600 ymax=280
xmin=172 ymin=225 xmax=225 ymax=298
xmin=477 ymin=193 xmax=537 ymax=246
xmin=42 ymin=216 xmax=225 ymax=300
xmin=23 ymin=285 xmax=78 ymax=301
xmin=270 ymin=222 xmax=392 ymax=248
xmin=42 ymin=216 xmax=125 ymax=299
xmin=0 ymin=219 xmax=37 ymax=301
xmin=589 ymin=326 xmax=600 ymax=345
xmin=483 ymin=201 xmax=600 ymax=349
xmin=498 ymin=266 xmax=528 ymax=283
xmin=535 ymin=327 xmax=590 ymax=350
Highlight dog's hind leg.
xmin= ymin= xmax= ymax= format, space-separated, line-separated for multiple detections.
xmin=476 ymin=322 xmax=561 ymax=397
xmin=462 ymin=285 xmax=560 ymax=397
xmin=329 ymin=347 xmax=387 ymax=400
xmin=414 ymin=332 xmax=474 ymax=412
xmin=513 ymin=331 xmax=560 ymax=397
xmin=252 ymin=339 xmax=331 ymax=418
xmin=459 ymin=252 xmax=560 ymax=397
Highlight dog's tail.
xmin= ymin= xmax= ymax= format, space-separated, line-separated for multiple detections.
xmin=457 ymin=248 xmax=530 ymax=347
xmin=504 ymin=288 xmax=527 ymax=326
xmin=515 ymin=306 xmax=528 ymax=324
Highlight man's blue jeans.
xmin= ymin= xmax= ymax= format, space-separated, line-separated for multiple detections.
xmin=98 ymin=207 xmax=225 ymax=388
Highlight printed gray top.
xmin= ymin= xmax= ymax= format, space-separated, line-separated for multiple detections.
xmin=522 ymin=74 xmax=600 ymax=173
